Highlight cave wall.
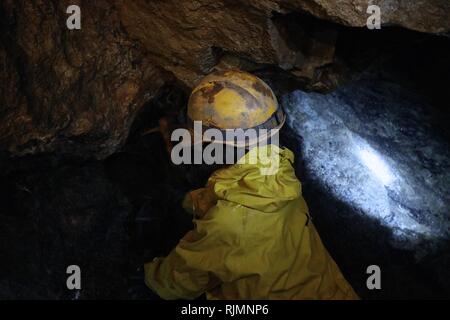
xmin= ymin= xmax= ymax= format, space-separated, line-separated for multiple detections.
xmin=1 ymin=0 xmax=449 ymax=159
xmin=0 ymin=0 xmax=170 ymax=160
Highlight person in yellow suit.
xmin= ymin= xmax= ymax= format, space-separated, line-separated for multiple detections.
xmin=144 ymin=69 xmax=359 ymax=300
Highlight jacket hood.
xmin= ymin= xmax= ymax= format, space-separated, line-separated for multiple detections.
xmin=209 ymin=145 xmax=301 ymax=212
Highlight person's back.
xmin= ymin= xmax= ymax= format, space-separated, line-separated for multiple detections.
xmin=145 ymin=145 xmax=358 ymax=299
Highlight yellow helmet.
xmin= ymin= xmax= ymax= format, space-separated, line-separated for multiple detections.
xmin=187 ymin=69 xmax=285 ymax=146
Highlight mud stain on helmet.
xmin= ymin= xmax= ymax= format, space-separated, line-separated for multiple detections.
xmin=252 ymin=80 xmax=273 ymax=98
xmin=200 ymin=82 xmax=224 ymax=104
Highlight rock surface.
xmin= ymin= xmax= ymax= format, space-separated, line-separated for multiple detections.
xmin=119 ymin=0 xmax=450 ymax=85
xmin=0 ymin=0 xmax=169 ymax=160
xmin=1 ymin=0 xmax=449 ymax=159
xmin=283 ymin=0 xmax=450 ymax=33
xmin=285 ymin=76 xmax=450 ymax=253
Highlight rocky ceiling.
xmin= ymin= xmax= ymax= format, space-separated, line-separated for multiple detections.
xmin=1 ymin=0 xmax=449 ymax=160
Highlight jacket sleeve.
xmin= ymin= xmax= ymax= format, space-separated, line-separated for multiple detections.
xmin=144 ymin=224 xmax=223 ymax=300
xmin=144 ymin=180 xmax=228 ymax=300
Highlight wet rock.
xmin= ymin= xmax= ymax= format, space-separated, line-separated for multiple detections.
xmin=281 ymin=60 xmax=450 ymax=298
xmin=285 ymin=78 xmax=450 ymax=249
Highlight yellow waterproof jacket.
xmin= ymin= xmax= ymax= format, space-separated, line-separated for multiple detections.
xmin=144 ymin=145 xmax=358 ymax=300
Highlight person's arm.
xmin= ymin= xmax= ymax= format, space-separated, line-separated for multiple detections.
xmin=144 ymin=226 xmax=222 ymax=300
xmin=144 ymin=196 xmax=234 ymax=300
xmin=142 ymin=116 xmax=188 ymax=155
xmin=182 ymin=185 xmax=218 ymax=219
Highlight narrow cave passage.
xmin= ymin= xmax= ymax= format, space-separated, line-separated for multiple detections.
xmin=0 ymin=1 xmax=449 ymax=301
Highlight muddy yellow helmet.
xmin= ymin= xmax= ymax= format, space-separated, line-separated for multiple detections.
xmin=187 ymin=69 xmax=285 ymax=146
